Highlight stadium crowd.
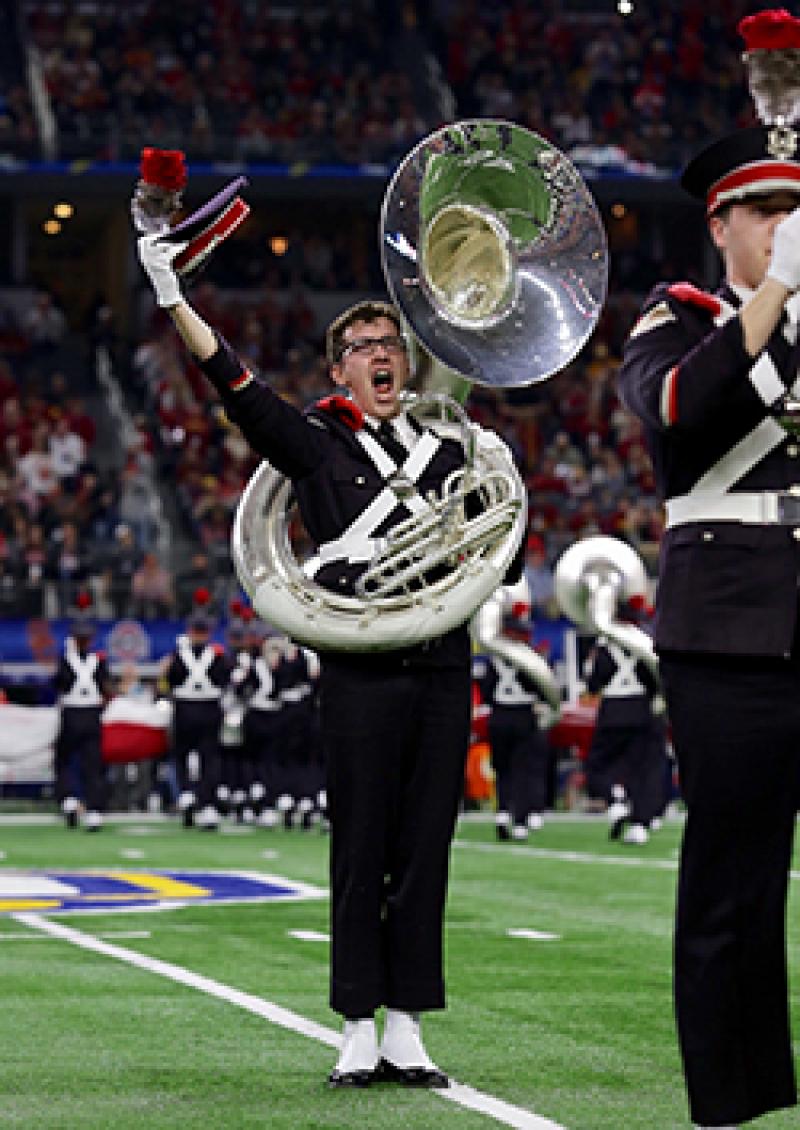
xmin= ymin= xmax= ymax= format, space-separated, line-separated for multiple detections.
xmin=10 ymin=0 xmax=760 ymax=174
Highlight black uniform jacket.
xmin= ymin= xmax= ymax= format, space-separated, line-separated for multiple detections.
xmin=619 ymin=281 xmax=800 ymax=657
xmin=199 ymin=334 xmax=475 ymax=666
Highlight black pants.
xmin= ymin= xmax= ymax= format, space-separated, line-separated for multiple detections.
xmin=661 ymin=650 xmax=800 ymax=1127
xmin=320 ymin=656 xmax=471 ymax=1018
xmin=171 ymin=701 xmax=223 ymax=809
xmin=586 ymin=720 xmax=667 ymax=826
xmin=488 ymin=706 xmax=548 ymax=824
xmin=54 ymin=707 xmax=107 ymax=812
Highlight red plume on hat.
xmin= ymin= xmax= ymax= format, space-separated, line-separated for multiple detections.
xmin=739 ymin=10 xmax=800 ymax=52
xmin=739 ymin=9 xmax=800 ymax=155
xmin=193 ymin=586 xmax=211 ymax=607
xmin=139 ymin=148 xmax=188 ymax=191
xmin=75 ymin=590 xmax=92 ymax=610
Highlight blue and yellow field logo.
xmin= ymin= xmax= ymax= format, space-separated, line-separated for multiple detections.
xmin=0 ymin=870 xmax=327 ymax=915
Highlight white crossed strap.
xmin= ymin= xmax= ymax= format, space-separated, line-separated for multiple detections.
xmin=173 ymin=636 xmax=221 ymax=700
xmin=305 ymin=428 xmax=442 ymax=575
xmin=599 ymin=640 xmax=646 ymax=699
xmin=666 ymin=301 xmax=800 ymax=528
xmin=60 ymin=638 xmax=102 ymax=707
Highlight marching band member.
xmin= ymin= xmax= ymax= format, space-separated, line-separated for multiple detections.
xmin=620 ymin=13 xmax=800 ymax=1121
xmin=136 ymin=207 xmax=519 ymax=1086
xmin=52 ymin=592 xmax=114 ymax=831
xmin=273 ymin=638 xmax=322 ymax=831
xmin=581 ymin=596 xmax=668 ymax=846
xmin=233 ymin=619 xmax=284 ymax=828
xmin=161 ymin=587 xmax=231 ymax=830
xmin=477 ymin=599 xmax=556 ymax=841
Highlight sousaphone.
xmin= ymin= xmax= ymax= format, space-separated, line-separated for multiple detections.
xmin=233 ymin=120 xmax=609 ymax=651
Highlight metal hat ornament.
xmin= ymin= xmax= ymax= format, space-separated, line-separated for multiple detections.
xmin=740 ymin=9 xmax=800 ymax=159
xmin=131 ymin=147 xmax=250 ymax=280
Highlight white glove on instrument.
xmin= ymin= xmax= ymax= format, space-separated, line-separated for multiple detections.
xmin=137 ymin=233 xmax=187 ymax=308
xmin=767 ymin=207 xmax=800 ymax=291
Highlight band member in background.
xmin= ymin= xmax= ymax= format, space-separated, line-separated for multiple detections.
xmin=620 ymin=110 xmax=800 ymax=1125
xmin=477 ymin=606 xmax=554 ymax=841
xmin=53 ymin=592 xmax=114 ymax=831
xmin=581 ymin=596 xmax=668 ymax=846
xmin=274 ymin=638 xmax=322 ymax=831
xmin=137 ymin=219 xmax=520 ymax=1086
xmin=233 ymin=619 xmax=284 ymax=827
xmin=161 ymin=587 xmax=231 ymax=830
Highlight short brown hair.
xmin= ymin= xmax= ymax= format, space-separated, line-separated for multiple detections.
xmin=325 ymin=300 xmax=402 ymax=364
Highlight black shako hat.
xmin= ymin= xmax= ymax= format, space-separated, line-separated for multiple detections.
xmin=681 ymin=125 xmax=800 ymax=216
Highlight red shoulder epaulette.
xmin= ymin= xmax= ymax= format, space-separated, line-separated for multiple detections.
xmin=667 ymin=283 xmax=721 ymax=317
xmin=313 ymin=395 xmax=364 ymax=432
xmin=212 ymin=643 xmax=225 ymax=656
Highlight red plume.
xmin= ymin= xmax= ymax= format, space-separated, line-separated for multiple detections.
xmin=738 ymin=9 xmax=800 ymax=51
xmin=240 ymin=605 xmax=255 ymax=623
xmin=193 ymin=586 xmax=212 ymax=607
xmin=229 ymin=598 xmax=245 ymax=617
xmin=75 ymin=590 xmax=92 ymax=610
xmin=139 ymin=147 xmax=188 ymax=191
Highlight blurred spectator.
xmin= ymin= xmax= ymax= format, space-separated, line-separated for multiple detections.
xmin=523 ymin=534 xmax=557 ymax=620
xmin=174 ymin=550 xmax=214 ymax=618
xmin=49 ymin=412 xmax=87 ymax=485
xmin=46 ymin=520 xmax=93 ymax=616
xmin=103 ymin=523 xmax=141 ymax=619
xmin=130 ymin=550 xmax=175 ymax=620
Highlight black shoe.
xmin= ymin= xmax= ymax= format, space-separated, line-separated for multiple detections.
xmin=64 ymin=811 xmax=78 ymax=829
xmin=327 ymin=1068 xmax=375 ymax=1088
xmin=495 ymin=824 xmax=510 ymax=842
xmin=375 ymin=1058 xmax=449 ymax=1088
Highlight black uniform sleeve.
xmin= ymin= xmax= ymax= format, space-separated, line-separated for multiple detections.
xmin=619 ymin=285 xmax=761 ymax=433
xmin=196 ymin=333 xmax=327 ymax=480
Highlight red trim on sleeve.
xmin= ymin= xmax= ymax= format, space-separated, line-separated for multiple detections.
xmin=230 ymin=369 xmax=252 ymax=392
xmin=667 ymin=283 xmax=722 ymax=316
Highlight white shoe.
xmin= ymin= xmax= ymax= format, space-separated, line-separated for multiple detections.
xmin=527 ymin=812 xmax=544 ymax=831
xmin=511 ymin=825 xmax=528 ymax=841
xmin=332 ymin=1017 xmax=378 ymax=1075
xmin=257 ymin=807 xmax=279 ymax=828
xmin=495 ymin=811 xmax=511 ymax=841
xmin=84 ymin=810 xmax=103 ymax=832
xmin=650 ymin=817 xmax=663 ymax=832
xmin=195 ymin=805 xmax=220 ymax=830
xmin=623 ymin=823 xmax=649 ymax=845
xmin=379 ymin=1010 xmax=439 ymax=1071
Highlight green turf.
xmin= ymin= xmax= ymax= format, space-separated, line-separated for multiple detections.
xmin=1 ymin=815 xmax=798 ymax=1128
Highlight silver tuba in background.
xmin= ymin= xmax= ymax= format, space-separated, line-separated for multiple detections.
xmin=233 ymin=120 xmax=609 ymax=652
xmin=471 ymin=575 xmax=562 ymax=727
xmin=553 ymin=536 xmax=658 ymax=676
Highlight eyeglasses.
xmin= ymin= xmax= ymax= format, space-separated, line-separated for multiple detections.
xmin=339 ymin=334 xmax=407 ymax=359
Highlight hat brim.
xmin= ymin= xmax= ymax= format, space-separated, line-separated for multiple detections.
xmin=681 ymin=126 xmax=800 ymax=214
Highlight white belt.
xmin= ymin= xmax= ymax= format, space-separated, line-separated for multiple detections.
xmin=665 ymin=489 xmax=800 ymax=527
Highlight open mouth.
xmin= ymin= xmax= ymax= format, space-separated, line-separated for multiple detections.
xmin=372 ymin=368 xmax=393 ymax=394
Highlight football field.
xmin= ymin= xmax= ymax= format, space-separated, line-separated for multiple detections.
xmin=2 ymin=813 xmax=798 ymax=1129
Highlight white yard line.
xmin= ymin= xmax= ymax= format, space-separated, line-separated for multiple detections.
xmin=454 ymin=840 xmax=680 ymax=871
xmin=13 ymin=912 xmax=567 ymax=1130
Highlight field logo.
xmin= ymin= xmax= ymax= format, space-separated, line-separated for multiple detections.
xmin=0 ymin=870 xmax=327 ymax=915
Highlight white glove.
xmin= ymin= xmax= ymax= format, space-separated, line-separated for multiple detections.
xmin=137 ymin=233 xmax=187 ymax=308
xmin=767 ymin=207 xmax=800 ymax=291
